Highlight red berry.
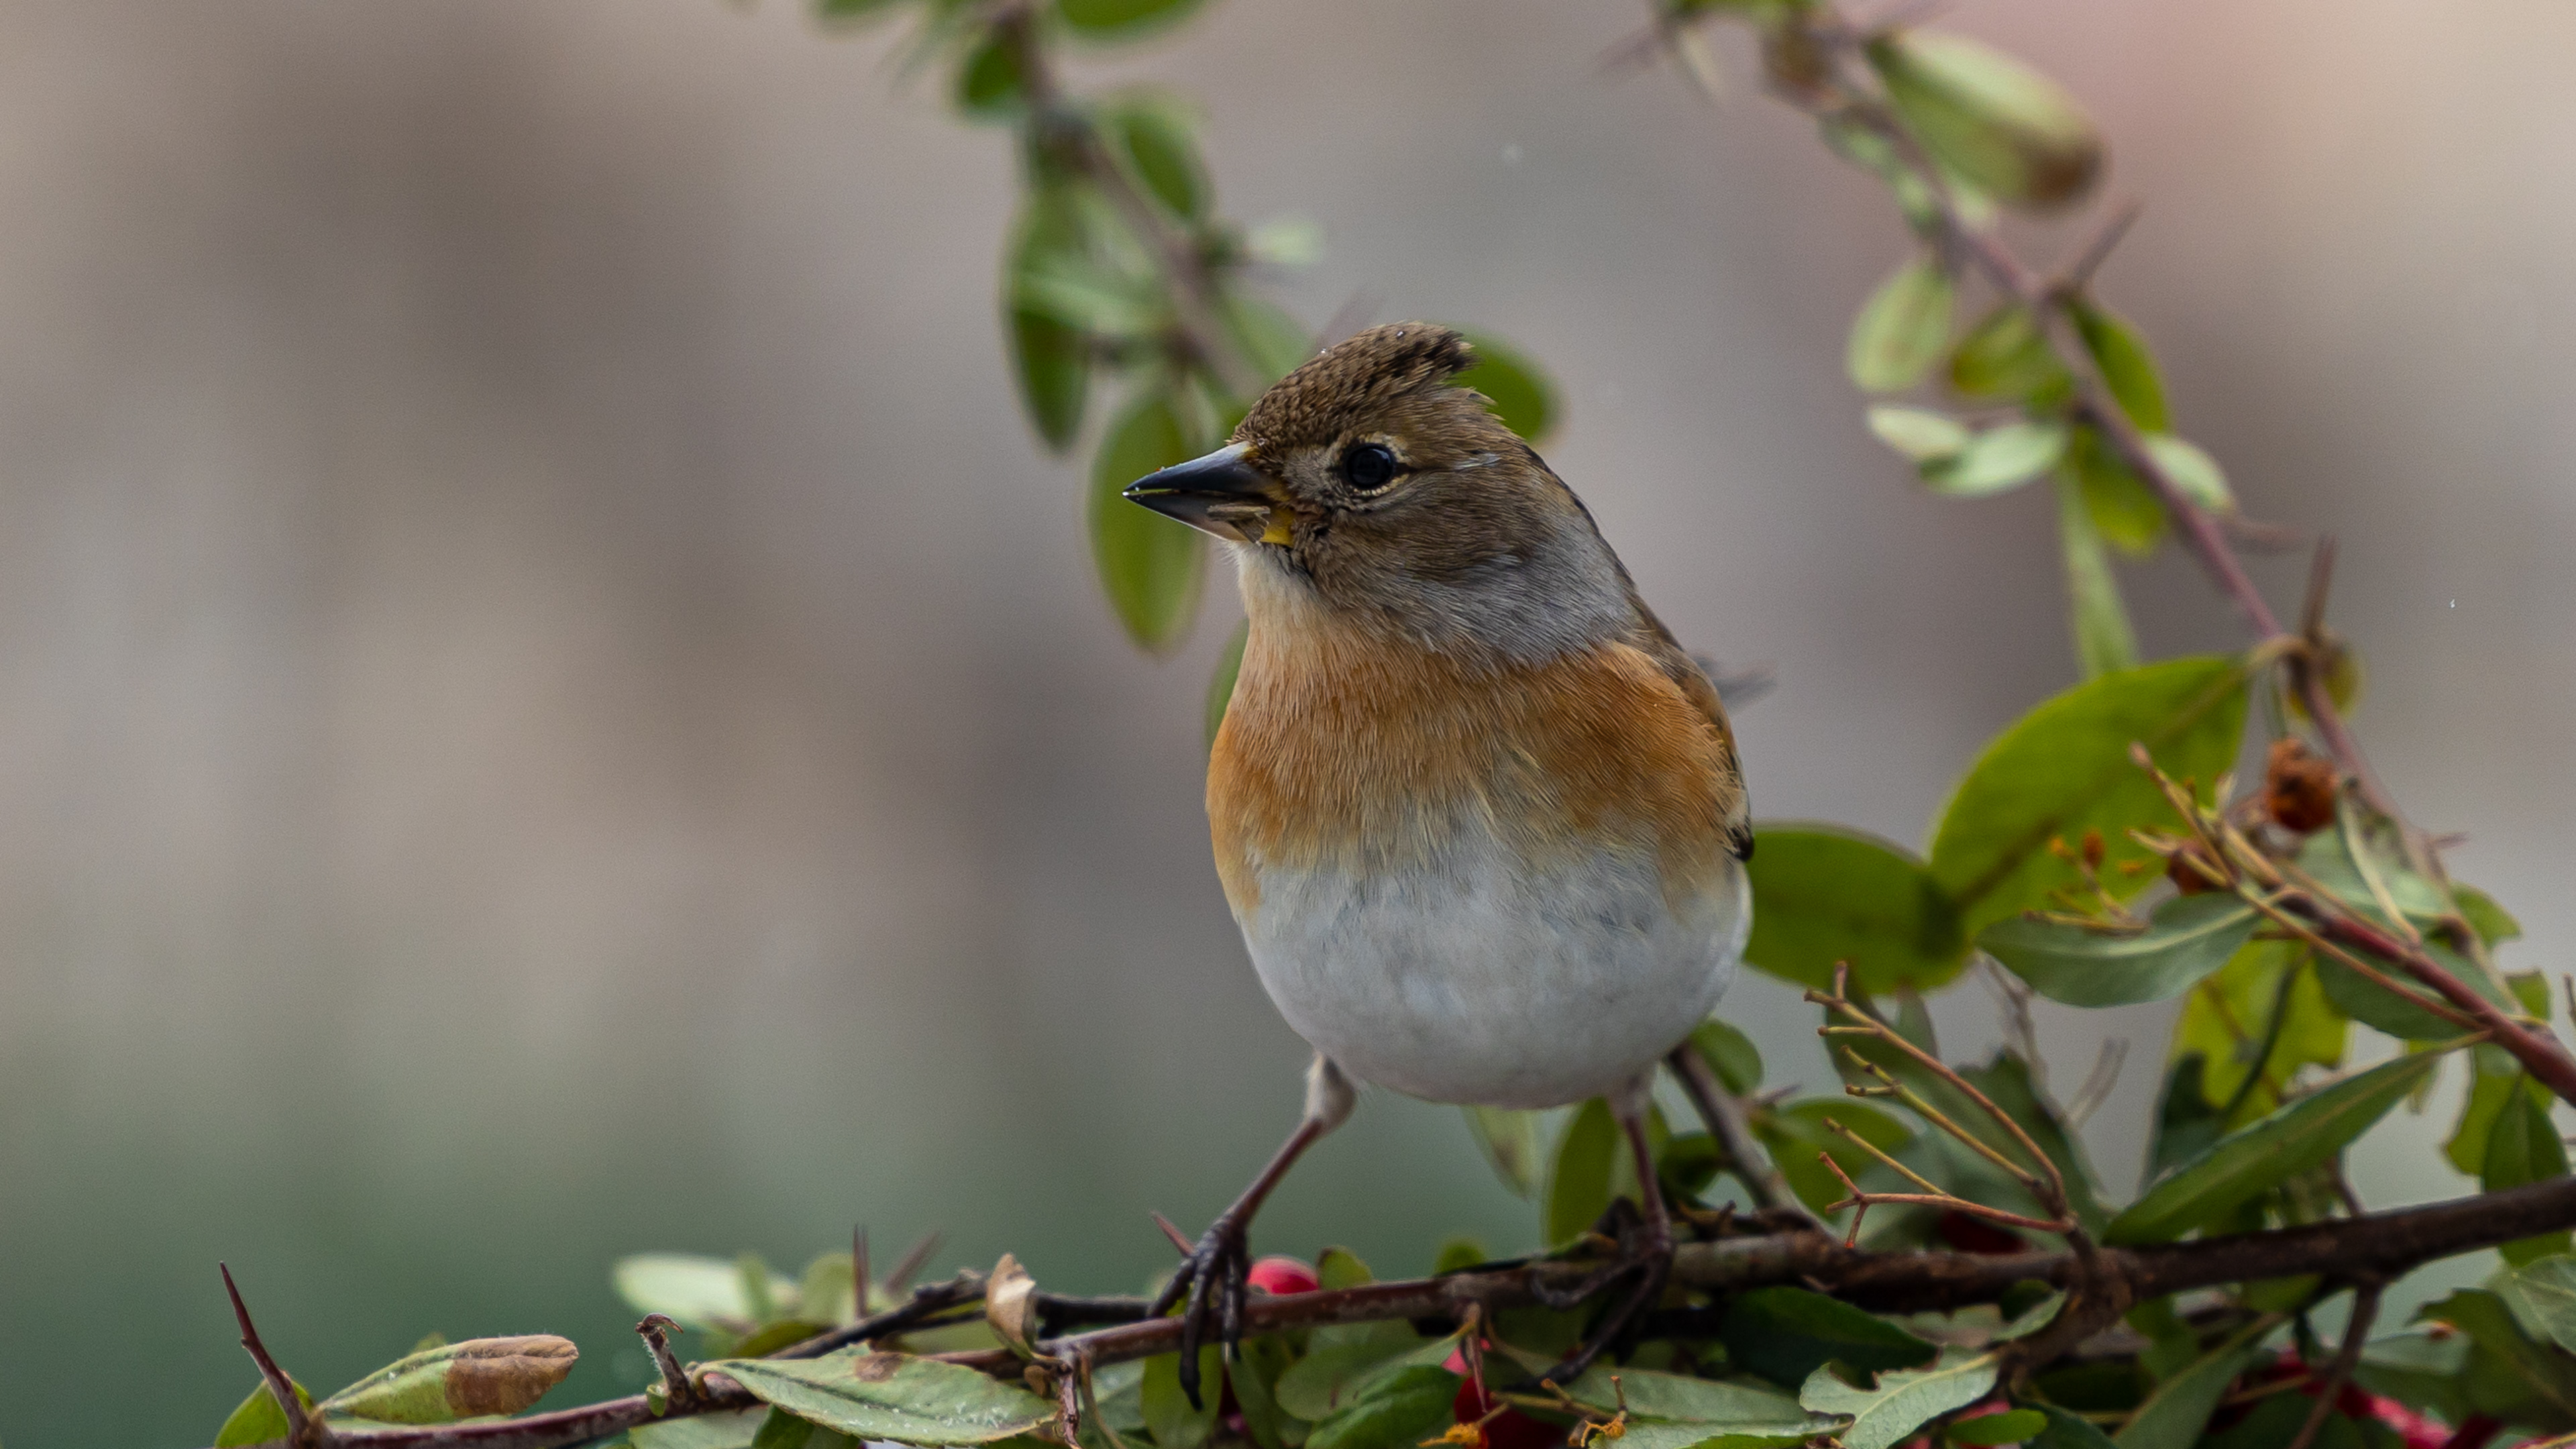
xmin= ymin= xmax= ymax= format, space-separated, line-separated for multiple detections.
xmin=1452 ymin=1375 xmax=1554 ymax=1449
xmin=1246 ymin=1257 xmax=1320 ymax=1297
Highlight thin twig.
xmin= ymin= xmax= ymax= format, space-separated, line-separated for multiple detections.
xmin=2064 ymin=1039 xmax=2128 ymax=1130
xmin=223 ymin=1265 xmax=321 ymax=1448
xmin=2284 ymin=1283 xmax=2382 ymax=1449
xmin=1667 ymin=1042 xmax=1797 ymax=1214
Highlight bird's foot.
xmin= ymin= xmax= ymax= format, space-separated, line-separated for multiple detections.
xmin=1528 ymin=1200 xmax=1674 ymax=1386
xmin=1148 ymin=1213 xmax=1252 ymax=1410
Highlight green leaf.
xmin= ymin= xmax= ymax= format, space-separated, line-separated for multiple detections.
xmin=2027 ymin=1402 xmax=2118 ymax=1449
xmin=318 ymin=1336 xmax=578 ymax=1424
xmin=2418 ymin=1289 xmax=2576 ymax=1426
xmin=1867 ymin=405 xmax=1971 ymax=463
xmin=2353 ymin=1330 xmax=2472 ymax=1426
xmin=2148 ymin=1057 xmax=2224 ymax=1181
xmin=2485 ymin=1079 xmax=2571 ymax=1266
xmin=1464 ymin=1105 xmax=1546 ymax=1199
xmin=1958 ymin=1055 xmax=2110 ymax=1232
xmin=1316 ymin=1246 xmax=1374 ymax=1290
xmin=1868 ymin=32 xmax=2102 ymax=209
xmin=1304 ymin=1366 xmax=1458 ymax=1449
xmin=1719 ymin=1286 xmax=1937 ymax=1389
xmin=1557 ymin=1367 xmax=1828 ymax=1439
xmin=1224 ymin=297 xmax=1317 ymax=390
xmin=1089 ymin=389 xmax=1207 ymax=651
xmin=1142 ymin=1347 xmax=1224 ymax=1449
xmin=1205 ymin=618 xmax=1247 ymax=746
xmin=2313 ymin=941 xmax=2487 ymax=1043
xmin=1452 ymin=332 xmax=1558 ymax=443
xmin=1689 ymin=1017 xmax=1764 ymax=1095
xmin=1928 ymin=654 xmax=2250 ymax=936
xmin=1059 ymin=0 xmax=1208 ymax=40
xmin=1008 ymin=311 xmax=1089 ymax=453
xmin=2447 ymin=1053 xmax=2529 ymax=1175
xmin=2110 ymin=1329 xmax=2265 ymax=1449
xmin=1921 ymin=420 xmax=2070 ymax=498
xmin=2107 ymin=1048 xmax=2449 ymax=1244
xmin=818 ymin=0 xmax=910 ymax=19
xmin=2070 ymin=304 xmax=2170 ymax=433
xmin=753 ymin=1408 xmax=866 ymax=1449
xmin=217 ymin=1378 xmax=317 ymax=1448
xmin=2064 ymin=428 xmax=2166 ymax=557
xmin=1273 ymin=1339 xmax=1446 ymax=1420
xmin=2457 ymin=885 xmax=2523 ymax=947
xmin=1755 ymin=1098 xmax=1915 ymax=1220
xmin=616 ymin=1254 xmax=795 ymax=1331
xmin=1948 ymin=305 xmax=2072 ymax=406
xmin=1801 ymin=1352 xmax=1998 ymax=1449
xmin=2510 ymin=1256 xmax=2576 ymax=1354
xmin=954 ymin=30 xmax=1026 ymax=120
xmin=710 ymin=1352 xmax=1057 ymax=1444
xmin=2169 ymin=941 xmax=2347 ymax=1128
xmin=1544 ymin=1097 xmax=1620 ymax=1247
xmin=1742 ymin=824 xmax=1967 ymax=994
xmin=1951 ymin=1409 xmax=2049 ymax=1446
xmin=1107 ymin=97 xmax=1208 ymax=219
xmin=1229 ymin=1336 xmax=1299 ymax=1449
xmin=633 ymin=1410 xmax=773 ymax=1449
xmin=1848 ymin=256 xmax=1956 ymax=392
xmin=2139 ymin=435 xmax=2231 ymax=513
xmin=2052 ymin=472 xmax=2137 ymax=678
xmin=1980 ymin=894 xmax=2257 ymax=1008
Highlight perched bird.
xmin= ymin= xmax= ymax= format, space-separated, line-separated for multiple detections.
xmin=1123 ymin=323 xmax=1752 ymax=1400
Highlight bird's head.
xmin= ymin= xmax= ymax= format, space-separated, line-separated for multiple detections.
xmin=1122 ymin=322 xmax=1631 ymax=657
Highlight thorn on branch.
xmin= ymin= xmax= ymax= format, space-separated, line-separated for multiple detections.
xmin=221 ymin=1263 xmax=319 ymax=1448
xmin=1150 ymin=1212 xmax=1194 ymax=1256
xmin=2057 ymin=198 xmax=2143 ymax=294
xmin=888 ymin=1230 xmax=944 ymax=1292
xmin=855 ymin=1225 xmax=871 ymax=1320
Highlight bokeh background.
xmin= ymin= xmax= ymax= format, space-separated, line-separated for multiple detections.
xmin=2 ymin=0 xmax=2571 ymax=1440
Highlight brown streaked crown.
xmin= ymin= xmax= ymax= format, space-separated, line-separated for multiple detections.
xmin=1234 ymin=322 xmax=1475 ymax=455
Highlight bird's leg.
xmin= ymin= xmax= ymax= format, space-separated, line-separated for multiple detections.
xmin=1541 ymin=1076 xmax=1675 ymax=1386
xmin=1152 ymin=1054 xmax=1354 ymax=1409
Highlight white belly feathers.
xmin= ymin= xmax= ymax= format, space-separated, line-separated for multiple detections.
xmin=1238 ymin=814 xmax=1748 ymax=1110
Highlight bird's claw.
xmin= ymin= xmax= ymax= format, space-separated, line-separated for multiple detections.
xmin=1527 ymin=1203 xmax=1674 ymax=1385
xmin=1148 ymin=1215 xmax=1252 ymax=1410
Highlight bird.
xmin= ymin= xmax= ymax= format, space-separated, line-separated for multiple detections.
xmin=1121 ymin=321 xmax=1752 ymax=1402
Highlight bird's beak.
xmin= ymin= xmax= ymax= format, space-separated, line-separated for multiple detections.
xmin=1122 ymin=443 xmax=1292 ymax=545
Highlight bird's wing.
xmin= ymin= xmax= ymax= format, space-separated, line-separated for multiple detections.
xmin=1624 ymin=592 xmax=1754 ymax=861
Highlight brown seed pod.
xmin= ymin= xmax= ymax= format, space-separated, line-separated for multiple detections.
xmin=2264 ymin=737 xmax=2341 ymax=835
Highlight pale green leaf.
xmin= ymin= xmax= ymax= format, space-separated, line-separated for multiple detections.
xmin=1921 ymin=420 xmax=2067 ymax=497
xmin=1848 ymin=256 xmax=1956 ymax=392
xmin=2053 ymin=472 xmax=2137 ymax=678
xmin=709 ymin=1352 xmax=1057 ymax=1444
xmin=1980 ymin=894 xmax=2258 ymax=1008
xmin=1800 ymin=1352 xmax=1998 ymax=1449
xmin=1867 ymin=405 xmax=1971 ymax=463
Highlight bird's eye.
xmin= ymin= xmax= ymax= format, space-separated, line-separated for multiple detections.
xmin=1342 ymin=443 xmax=1399 ymax=492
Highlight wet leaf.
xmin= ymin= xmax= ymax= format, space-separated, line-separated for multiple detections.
xmin=710 ymin=1351 xmax=1057 ymax=1444
xmin=1921 ymin=420 xmax=2069 ymax=497
xmin=1848 ymin=256 xmax=1956 ymax=392
xmin=2070 ymin=303 xmax=2169 ymax=433
xmin=1089 ymin=389 xmax=1206 ymax=651
xmin=1948 ymin=305 xmax=2072 ymax=406
xmin=1719 ymin=1286 xmax=1937 ymax=1389
xmin=1452 ymin=331 xmax=1558 ymax=443
xmin=1868 ymin=32 xmax=2101 ymax=209
xmin=2053 ymin=472 xmax=2137 ymax=678
xmin=1689 ymin=1016 xmax=1764 ymax=1094
xmin=1929 ymin=654 xmax=2250 ymax=935
xmin=1059 ymin=0 xmax=1208 ymax=40
xmin=1867 ymin=405 xmax=1970 ymax=463
xmin=1464 ymin=1105 xmax=1546 ymax=1199
xmin=1801 ymin=1352 xmax=1998 ymax=1449
xmin=1980 ymin=894 xmax=2257 ymax=1008
xmin=1743 ymin=824 xmax=1967 ymax=993
xmin=1544 ymin=1097 xmax=1620 ymax=1248
xmin=2107 ymin=1048 xmax=2448 ymax=1244
xmin=319 ymin=1335 xmax=578 ymax=1424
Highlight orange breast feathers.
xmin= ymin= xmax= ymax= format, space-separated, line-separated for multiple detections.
xmin=1208 ymin=621 xmax=1745 ymax=920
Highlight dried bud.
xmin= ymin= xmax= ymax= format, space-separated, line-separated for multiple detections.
xmin=2080 ymin=829 xmax=2106 ymax=871
xmin=985 ymin=1252 xmax=1040 ymax=1360
xmin=1867 ymin=32 xmax=2103 ymax=210
xmin=2263 ymin=737 xmax=2341 ymax=835
xmin=2166 ymin=849 xmax=2223 ymax=896
xmin=319 ymin=1335 xmax=578 ymax=1424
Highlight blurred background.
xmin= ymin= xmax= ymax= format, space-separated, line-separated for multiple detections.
xmin=1 ymin=0 xmax=2571 ymax=1440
